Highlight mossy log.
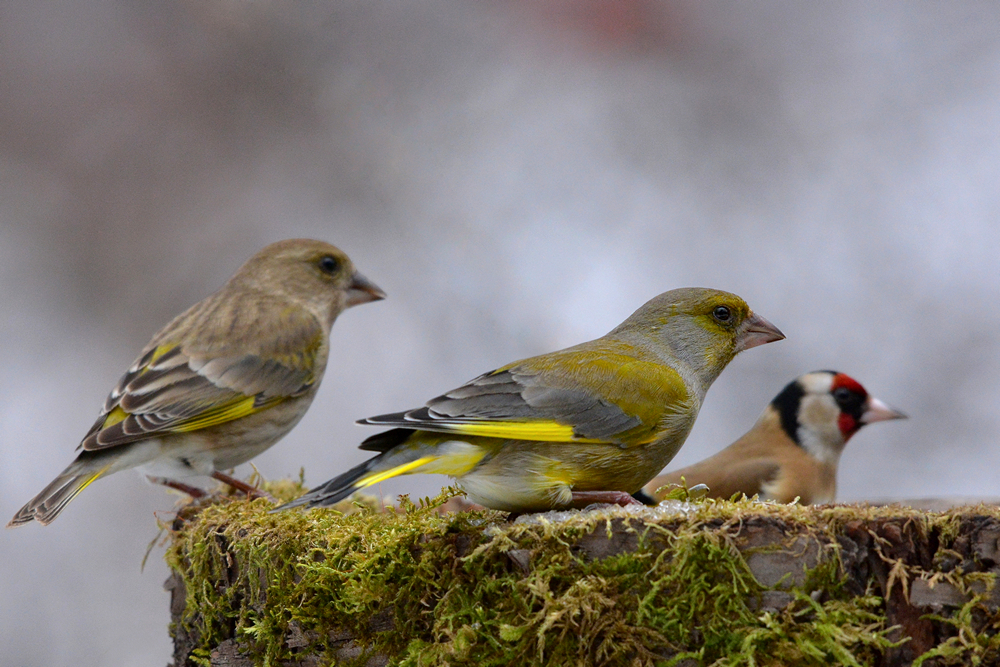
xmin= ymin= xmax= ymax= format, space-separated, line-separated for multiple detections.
xmin=165 ymin=485 xmax=1000 ymax=667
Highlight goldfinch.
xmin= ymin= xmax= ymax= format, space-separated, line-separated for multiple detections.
xmin=277 ymin=287 xmax=783 ymax=514
xmin=638 ymin=370 xmax=906 ymax=505
xmin=9 ymin=239 xmax=385 ymax=527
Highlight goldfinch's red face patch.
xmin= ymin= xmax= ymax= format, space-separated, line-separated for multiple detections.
xmin=830 ymin=373 xmax=869 ymax=440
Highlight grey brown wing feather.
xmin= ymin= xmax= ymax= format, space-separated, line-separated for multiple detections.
xmin=360 ymin=368 xmax=641 ymax=441
xmin=81 ymin=304 xmax=323 ymax=451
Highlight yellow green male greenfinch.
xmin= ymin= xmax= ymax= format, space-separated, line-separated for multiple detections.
xmin=8 ymin=239 xmax=385 ymax=527
xmin=276 ymin=287 xmax=784 ymax=513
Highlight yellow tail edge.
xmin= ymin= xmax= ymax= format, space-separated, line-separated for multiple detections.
xmin=69 ymin=465 xmax=112 ymax=502
xmin=357 ymin=456 xmax=438 ymax=488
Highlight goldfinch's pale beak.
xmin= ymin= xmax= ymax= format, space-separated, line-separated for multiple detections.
xmin=736 ymin=312 xmax=785 ymax=352
xmin=345 ymin=272 xmax=387 ymax=306
xmin=861 ymin=396 xmax=907 ymax=424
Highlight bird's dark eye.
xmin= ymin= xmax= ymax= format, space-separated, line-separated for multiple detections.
xmin=832 ymin=386 xmax=865 ymax=413
xmin=318 ymin=255 xmax=340 ymax=275
xmin=832 ymin=387 xmax=857 ymax=407
xmin=712 ymin=305 xmax=732 ymax=322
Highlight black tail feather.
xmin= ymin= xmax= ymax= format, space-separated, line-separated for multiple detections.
xmin=271 ymin=455 xmax=380 ymax=512
xmin=358 ymin=427 xmax=413 ymax=453
xmin=631 ymin=489 xmax=658 ymax=506
xmin=357 ymin=410 xmax=410 ymax=426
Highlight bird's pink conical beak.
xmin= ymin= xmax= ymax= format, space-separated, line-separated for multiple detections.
xmin=861 ymin=396 xmax=907 ymax=424
xmin=736 ymin=312 xmax=785 ymax=352
xmin=345 ymin=272 xmax=387 ymax=307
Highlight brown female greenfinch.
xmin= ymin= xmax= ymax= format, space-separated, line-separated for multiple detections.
xmin=276 ymin=287 xmax=784 ymax=514
xmin=638 ymin=371 xmax=906 ymax=505
xmin=8 ymin=239 xmax=385 ymax=527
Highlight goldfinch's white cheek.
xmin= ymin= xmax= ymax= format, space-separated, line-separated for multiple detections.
xmin=799 ymin=372 xmax=835 ymax=395
xmin=798 ymin=395 xmax=838 ymax=426
xmin=797 ymin=394 xmax=846 ymax=466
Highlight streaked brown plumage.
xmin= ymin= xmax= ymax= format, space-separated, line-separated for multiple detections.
xmin=9 ymin=239 xmax=385 ymax=527
xmin=639 ymin=371 xmax=906 ymax=505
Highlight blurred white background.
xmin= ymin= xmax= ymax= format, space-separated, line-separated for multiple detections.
xmin=2 ymin=1 xmax=999 ymax=664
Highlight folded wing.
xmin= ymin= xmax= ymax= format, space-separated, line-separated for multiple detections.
xmin=361 ymin=346 xmax=692 ymax=449
xmin=81 ymin=309 xmax=323 ymax=451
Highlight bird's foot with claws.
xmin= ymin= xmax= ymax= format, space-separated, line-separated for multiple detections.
xmin=211 ymin=471 xmax=276 ymax=501
xmin=571 ymin=490 xmax=645 ymax=508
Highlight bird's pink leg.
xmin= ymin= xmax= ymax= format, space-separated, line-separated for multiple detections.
xmin=211 ymin=471 xmax=275 ymax=500
xmin=571 ymin=490 xmax=644 ymax=508
xmin=150 ymin=477 xmax=206 ymax=498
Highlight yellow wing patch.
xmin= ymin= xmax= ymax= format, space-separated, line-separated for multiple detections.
xmin=441 ymin=420 xmax=604 ymax=443
xmin=101 ymin=406 xmax=129 ymax=430
xmin=148 ymin=343 xmax=179 ymax=365
xmin=171 ymin=396 xmax=279 ymax=432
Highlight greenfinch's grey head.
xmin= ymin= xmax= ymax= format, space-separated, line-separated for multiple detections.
xmin=612 ymin=287 xmax=784 ymax=395
xmin=231 ymin=239 xmax=386 ymax=327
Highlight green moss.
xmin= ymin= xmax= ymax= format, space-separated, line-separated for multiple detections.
xmin=725 ymin=593 xmax=898 ymax=667
xmin=912 ymin=573 xmax=1000 ymax=667
xmin=165 ymin=486 xmax=1000 ymax=666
